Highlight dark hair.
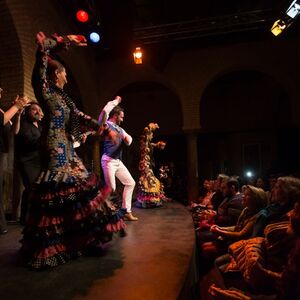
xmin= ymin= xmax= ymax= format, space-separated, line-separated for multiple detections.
xmin=226 ymin=177 xmax=239 ymax=192
xmin=291 ymin=210 xmax=300 ymax=237
xmin=46 ymin=59 xmax=65 ymax=81
xmin=109 ymin=105 xmax=124 ymax=119
xmin=277 ymin=176 xmax=300 ymax=205
xmin=24 ymin=102 xmax=40 ymax=113
xmin=23 ymin=102 xmax=41 ymax=122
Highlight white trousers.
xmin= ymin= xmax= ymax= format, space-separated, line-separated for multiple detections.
xmin=101 ymin=156 xmax=136 ymax=212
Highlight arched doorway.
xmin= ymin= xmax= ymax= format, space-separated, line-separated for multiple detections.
xmin=198 ymin=70 xmax=291 ymax=183
xmin=116 ymin=81 xmax=187 ymax=202
xmin=0 ymin=3 xmax=23 ymax=107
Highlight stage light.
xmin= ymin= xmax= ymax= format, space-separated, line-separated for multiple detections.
xmin=286 ymin=0 xmax=300 ymax=18
xmin=89 ymin=32 xmax=100 ymax=43
xmin=133 ymin=47 xmax=143 ymax=64
xmin=76 ymin=10 xmax=89 ymax=23
xmin=271 ymin=19 xmax=287 ymax=36
xmin=245 ymin=171 xmax=253 ymax=178
xmin=271 ymin=1 xmax=300 ymax=36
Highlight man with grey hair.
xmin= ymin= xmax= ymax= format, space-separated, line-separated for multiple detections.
xmin=251 ymin=176 xmax=299 ymax=237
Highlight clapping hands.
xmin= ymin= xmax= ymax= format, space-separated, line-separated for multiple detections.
xmin=210 ymin=224 xmax=221 ymax=233
xmin=14 ymin=95 xmax=30 ymax=111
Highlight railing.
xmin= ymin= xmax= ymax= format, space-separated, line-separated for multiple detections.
xmin=133 ymin=9 xmax=276 ymax=44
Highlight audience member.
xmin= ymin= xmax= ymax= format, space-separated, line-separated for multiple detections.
xmin=255 ymin=177 xmax=266 ymax=190
xmin=197 ymin=179 xmax=214 ymax=208
xmin=13 ymin=102 xmax=43 ymax=225
xmin=0 ymin=88 xmax=29 ymax=234
xmin=198 ymin=185 xmax=267 ymax=276
xmin=209 ymin=178 xmax=300 ymax=299
xmin=209 ymin=185 xmax=267 ymax=246
xmin=251 ymin=176 xmax=298 ymax=237
xmin=211 ymin=174 xmax=229 ymax=211
xmin=216 ymin=177 xmax=243 ymax=227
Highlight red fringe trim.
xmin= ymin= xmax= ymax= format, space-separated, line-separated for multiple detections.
xmin=36 ymin=187 xmax=111 ymax=227
xmin=36 ymin=244 xmax=66 ymax=259
xmin=106 ymin=219 xmax=126 ymax=232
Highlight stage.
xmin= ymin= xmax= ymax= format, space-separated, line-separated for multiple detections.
xmin=0 ymin=200 xmax=198 ymax=300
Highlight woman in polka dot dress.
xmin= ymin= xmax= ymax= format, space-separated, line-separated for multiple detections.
xmin=20 ymin=32 xmax=126 ymax=269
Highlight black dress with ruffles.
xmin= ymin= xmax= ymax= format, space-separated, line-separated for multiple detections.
xmin=20 ymin=34 xmax=126 ymax=269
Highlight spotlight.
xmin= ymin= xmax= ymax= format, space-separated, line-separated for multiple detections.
xmin=271 ymin=1 xmax=300 ymax=36
xmin=76 ymin=10 xmax=89 ymax=23
xmin=89 ymin=32 xmax=100 ymax=43
xmin=286 ymin=0 xmax=300 ymax=18
xmin=245 ymin=171 xmax=253 ymax=178
xmin=271 ymin=19 xmax=287 ymax=36
xmin=133 ymin=47 xmax=143 ymax=64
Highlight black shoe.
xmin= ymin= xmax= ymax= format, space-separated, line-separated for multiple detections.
xmin=0 ymin=229 xmax=8 ymax=235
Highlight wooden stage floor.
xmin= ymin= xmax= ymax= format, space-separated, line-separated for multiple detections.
xmin=0 ymin=200 xmax=198 ymax=300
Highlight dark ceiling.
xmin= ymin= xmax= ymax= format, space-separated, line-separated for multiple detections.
xmin=57 ymin=0 xmax=297 ymax=52
xmin=93 ymin=0 xmax=288 ymax=25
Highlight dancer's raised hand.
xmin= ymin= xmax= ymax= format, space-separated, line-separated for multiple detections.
xmin=67 ymin=35 xmax=87 ymax=46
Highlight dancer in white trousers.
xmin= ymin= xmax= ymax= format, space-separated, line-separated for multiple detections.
xmin=99 ymin=97 xmax=138 ymax=221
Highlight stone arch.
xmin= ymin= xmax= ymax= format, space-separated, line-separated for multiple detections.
xmin=117 ymin=81 xmax=183 ymax=136
xmin=200 ymin=69 xmax=291 ymax=132
xmin=197 ymin=69 xmax=292 ymax=181
xmin=0 ymin=2 xmax=23 ymax=107
xmin=115 ymin=81 xmax=186 ymax=199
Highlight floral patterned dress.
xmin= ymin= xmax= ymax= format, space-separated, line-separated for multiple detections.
xmin=20 ymin=35 xmax=126 ymax=269
xmin=136 ymin=123 xmax=166 ymax=208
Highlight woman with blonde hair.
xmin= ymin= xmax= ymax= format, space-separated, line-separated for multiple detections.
xmin=201 ymin=185 xmax=267 ymax=267
xmin=209 ymin=177 xmax=300 ymax=299
xmin=198 ymin=186 xmax=267 ymax=275
xmin=210 ymin=185 xmax=268 ymax=240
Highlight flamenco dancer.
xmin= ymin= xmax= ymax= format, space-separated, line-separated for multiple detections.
xmin=136 ymin=123 xmax=168 ymax=208
xmin=20 ymin=32 xmax=126 ymax=269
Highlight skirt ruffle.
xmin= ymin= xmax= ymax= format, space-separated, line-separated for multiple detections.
xmin=20 ymin=171 xmax=126 ymax=269
xmin=136 ymin=175 xmax=166 ymax=208
xmin=136 ymin=191 xmax=164 ymax=208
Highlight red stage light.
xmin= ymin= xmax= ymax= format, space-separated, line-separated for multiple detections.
xmin=76 ymin=10 xmax=89 ymax=23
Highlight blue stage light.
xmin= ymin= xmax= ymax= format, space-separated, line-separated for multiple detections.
xmin=89 ymin=32 xmax=100 ymax=43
